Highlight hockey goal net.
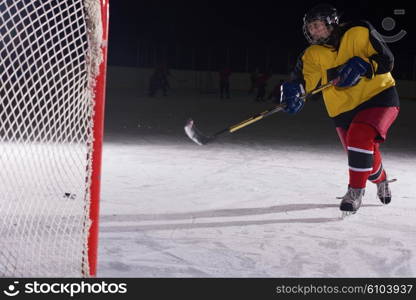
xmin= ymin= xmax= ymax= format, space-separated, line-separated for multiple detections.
xmin=0 ymin=0 xmax=108 ymax=277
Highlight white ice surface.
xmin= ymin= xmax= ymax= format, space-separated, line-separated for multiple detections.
xmin=97 ymin=88 xmax=416 ymax=277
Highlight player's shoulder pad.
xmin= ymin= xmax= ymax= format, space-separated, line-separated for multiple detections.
xmin=341 ymin=20 xmax=376 ymax=34
xmin=303 ymin=44 xmax=325 ymax=58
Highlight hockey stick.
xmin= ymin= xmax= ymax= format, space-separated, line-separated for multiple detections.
xmin=184 ymin=80 xmax=337 ymax=145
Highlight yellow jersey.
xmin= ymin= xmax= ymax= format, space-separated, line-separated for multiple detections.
xmin=292 ymin=21 xmax=397 ymax=118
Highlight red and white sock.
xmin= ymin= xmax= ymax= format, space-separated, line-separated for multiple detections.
xmin=346 ymin=123 xmax=378 ymax=188
xmin=367 ymin=143 xmax=387 ymax=183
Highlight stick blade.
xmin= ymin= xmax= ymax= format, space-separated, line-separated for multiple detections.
xmin=184 ymin=119 xmax=212 ymax=145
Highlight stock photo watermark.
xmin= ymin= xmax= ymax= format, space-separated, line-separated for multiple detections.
xmin=2 ymin=280 xmax=128 ymax=297
xmin=372 ymin=9 xmax=407 ymax=43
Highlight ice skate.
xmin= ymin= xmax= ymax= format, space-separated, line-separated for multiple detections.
xmin=338 ymin=186 xmax=365 ymax=216
xmin=376 ymin=178 xmax=397 ymax=204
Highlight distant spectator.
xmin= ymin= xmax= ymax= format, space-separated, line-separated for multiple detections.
xmin=219 ymin=67 xmax=232 ymax=99
xmin=148 ymin=63 xmax=171 ymax=97
xmin=254 ymin=71 xmax=271 ymax=102
xmin=248 ymin=68 xmax=259 ymax=94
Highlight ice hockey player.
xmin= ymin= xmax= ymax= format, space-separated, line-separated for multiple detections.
xmin=254 ymin=70 xmax=271 ymax=102
xmin=148 ymin=63 xmax=170 ymax=97
xmin=219 ymin=66 xmax=232 ymax=99
xmin=248 ymin=67 xmax=259 ymax=94
xmin=278 ymin=4 xmax=400 ymax=214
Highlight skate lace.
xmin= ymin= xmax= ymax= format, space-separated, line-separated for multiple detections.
xmin=336 ymin=188 xmax=364 ymax=204
xmin=376 ymin=179 xmax=397 ymax=199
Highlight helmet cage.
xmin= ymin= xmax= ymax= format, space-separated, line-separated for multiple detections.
xmin=303 ymin=7 xmax=339 ymax=44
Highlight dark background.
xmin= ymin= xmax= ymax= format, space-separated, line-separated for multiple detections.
xmin=107 ymin=0 xmax=415 ymax=79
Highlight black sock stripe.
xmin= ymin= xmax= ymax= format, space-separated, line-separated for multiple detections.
xmin=348 ymin=149 xmax=373 ymax=169
xmin=368 ymin=164 xmax=384 ymax=181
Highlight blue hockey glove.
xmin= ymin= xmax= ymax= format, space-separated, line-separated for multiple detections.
xmin=335 ymin=56 xmax=371 ymax=87
xmin=280 ymin=82 xmax=305 ymax=114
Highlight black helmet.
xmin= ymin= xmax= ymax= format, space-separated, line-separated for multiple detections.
xmin=303 ymin=4 xmax=339 ymax=45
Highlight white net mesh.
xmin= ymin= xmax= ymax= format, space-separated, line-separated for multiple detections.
xmin=0 ymin=0 xmax=104 ymax=277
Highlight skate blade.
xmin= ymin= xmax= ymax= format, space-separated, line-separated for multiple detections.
xmin=341 ymin=211 xmax=357 ymax=219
